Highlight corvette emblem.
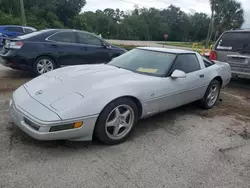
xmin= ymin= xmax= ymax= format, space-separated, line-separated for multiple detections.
xmin=35 ymin=90 xmax=43 ymax=95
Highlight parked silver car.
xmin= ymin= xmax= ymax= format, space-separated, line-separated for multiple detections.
xmin=210 ymin=29 xmax=250 ymax=78
xmin=10 ymin=47 xmax=231 ymax=144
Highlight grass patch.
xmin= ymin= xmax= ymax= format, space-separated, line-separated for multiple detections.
xmin=158 ymin=41 xmax=215 ymax=50
xmin=114 ymin=44 xmax=140 ymax=51
xmin=158 ymin=42 xmax=193 ymax=48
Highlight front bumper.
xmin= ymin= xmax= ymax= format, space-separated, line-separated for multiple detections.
xmin=10 ymin=99 xmax=98 ymax=141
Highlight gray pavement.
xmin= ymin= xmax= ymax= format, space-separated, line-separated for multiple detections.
xmin=0 ymin=68 xmax=250 ymax=188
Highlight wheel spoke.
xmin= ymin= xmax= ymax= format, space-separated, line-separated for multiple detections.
xmin=37 ymin=64 xmax=43 ymax=68
xmin=41 ymin=60 xmax=46 ymax=65
xmin=113 ymin=126 xmax=120 ymax=136
xmin=39 ymin=68 xmax=44 ymax=73
xmin=46 ymin=62 xmax=52 ymax=67
xmin=207 ymin=92 xmax=212 ymax=99
xmin=122 ymin=122 xmax=130 ymax=128
xmin=122 ymin=110 xmax=130 ymax=119
xmin=106 ymin=119 xmax=117 ymax=127
xmin=115 ymin=108 xmax=121 ymax=118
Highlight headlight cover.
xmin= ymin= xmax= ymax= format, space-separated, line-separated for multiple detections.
xmin=50 ymin=93 xmax=84 ymax=111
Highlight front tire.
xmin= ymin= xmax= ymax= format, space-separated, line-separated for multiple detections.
xmin=201 ymin=80 xmax=221 ymax=109
xmin=33 ymin=56 xmax=56 ymax=76
xmin=94 ymin=98 xmax=138 ymax=145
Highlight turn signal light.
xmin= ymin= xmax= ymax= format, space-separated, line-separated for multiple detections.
xmin=73 ymin=122 xmax=83 ymax=128
xmin=50 ymin=122 xmax=83 ymax=132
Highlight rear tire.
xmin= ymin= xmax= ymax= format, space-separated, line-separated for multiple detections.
xmin=94 ymin=98 xmax=138 ymax=145
xmin=33 ymin=56 xmax=56 ymax=76
xmin=200 ymin=80 xmax=221 ymax=109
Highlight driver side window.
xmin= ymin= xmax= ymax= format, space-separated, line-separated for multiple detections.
xmin=76 ymin=32 xmax=102 ymax=46
xmin=170 ymin=54 xmax=200 ymax=74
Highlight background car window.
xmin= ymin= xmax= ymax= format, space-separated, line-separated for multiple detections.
xmin=4 ymin=27 xmax=23 ymax=33
xmin=24 ymin=28 xmax=34 ymax=33
xmin=171 ymin=54 xmax=200 ymax=73
xmin=77 ymin=32 xmax=102 ymax=46
xmin=48 ymin=32 xmax=76 ymax=43
xmin=215 ymin=32 xmax=250 ymax=51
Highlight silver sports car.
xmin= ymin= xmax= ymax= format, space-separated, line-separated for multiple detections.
xmin=10 ymin=47 xmax=231 ymax=144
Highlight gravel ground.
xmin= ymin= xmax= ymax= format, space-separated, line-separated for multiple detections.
xmin=0 ymin=65 xmax=250 ymax=188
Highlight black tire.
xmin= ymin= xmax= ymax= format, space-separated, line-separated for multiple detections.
xmin=200 ymin=80 xmax=221 ymax=109
xmin=33 ymin=56 xmax=56 ymax=76
xmin=94 ymin=98 xmax=138 ymax=145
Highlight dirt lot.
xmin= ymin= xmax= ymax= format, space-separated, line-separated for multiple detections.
xmin=0 ymin=65 xmax=250 ymax=188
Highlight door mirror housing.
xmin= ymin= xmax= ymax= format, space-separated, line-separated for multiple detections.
xmin=171 ymin=70 xmax=186 ymax=79
xmin=102 ymin=42 xmax=110 ymax=48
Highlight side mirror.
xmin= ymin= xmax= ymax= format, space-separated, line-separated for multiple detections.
xmin=102 ymin=42 xmax=110 ymax=48
xmin=171 ymin=70 xmax=186 ymax=79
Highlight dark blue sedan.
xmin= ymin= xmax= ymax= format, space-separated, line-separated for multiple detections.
xmin=0 ymin=29 xmax=126 ymax=75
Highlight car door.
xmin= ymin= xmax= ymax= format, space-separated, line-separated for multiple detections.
xmin=46 ymin=31 xmax=80 ymax=66
xmin=75 ymin=32 xmax=110 ymax=64
xmin=159 ymin=54 xmax=206 ymax=111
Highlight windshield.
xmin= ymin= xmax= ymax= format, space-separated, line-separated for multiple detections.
xmin=108 ymin=49 xmax=177 ymax=76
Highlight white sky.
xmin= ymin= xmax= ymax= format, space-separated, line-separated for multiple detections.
xmin=83 ymin=0 xmax=250 ymax=28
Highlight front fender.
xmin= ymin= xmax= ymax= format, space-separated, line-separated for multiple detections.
xmin=57 ymin=86 xmax=144 ymax=120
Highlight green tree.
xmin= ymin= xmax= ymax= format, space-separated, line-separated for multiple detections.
xmin=214 ymin=0 xmax=244 ymax=37
xmin=190 ymin=13 xmax=210 ymax=41
xmin=206 ymin=0 xmax=244 ymax=46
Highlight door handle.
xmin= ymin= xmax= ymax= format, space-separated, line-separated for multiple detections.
xmin=81 ymin=47 xmax=88 ymax=51
xmin=50 ymin=44 xmax=58 ymax=48
xmin=199 ymin=74 xmax=204 ymax=78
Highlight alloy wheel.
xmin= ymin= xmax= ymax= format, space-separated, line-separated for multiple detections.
xmin=206 ymin=84 xmax=219 ymax=107
xmin=37 ymin=59 xmax=54 ymax=74
xmin=105 ymin=105 xmax=135 ymax=140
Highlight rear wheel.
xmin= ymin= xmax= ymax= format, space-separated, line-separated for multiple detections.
xmin=200 ymin=80 xmax=221 ymax=109
xmin=94 ymin=98 xmax=138 ymax=145
xmin=33 ymin=56 xmax=56 ymax=76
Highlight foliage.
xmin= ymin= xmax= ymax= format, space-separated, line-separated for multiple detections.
xmin=0 ymin=0 xmax=86 ymax=29
xmin=114 ymin=44 xmax=140 ymax=51
xmin=0 ymin=0 xmax=244 ymax=43
xmin=206 ymin=0 xmax=244 ymax=46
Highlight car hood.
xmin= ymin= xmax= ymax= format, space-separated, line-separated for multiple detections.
xmin=24 ymin=64 xmax=147 ymax=110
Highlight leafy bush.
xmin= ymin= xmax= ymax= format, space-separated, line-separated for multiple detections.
xmin=200 ymin=40 xmax=214 ymax=46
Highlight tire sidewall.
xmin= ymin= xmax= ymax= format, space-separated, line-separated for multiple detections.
xmin=33 ymin=56 xmax=56 ymax=76
xmin=202 ymin=80 xmax=221 ymax=109
xmin=94 ymin=98 xmax=138 ymax=145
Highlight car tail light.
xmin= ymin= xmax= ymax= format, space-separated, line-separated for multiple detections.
xmin=209 ymin=50 xmax=217 ymax=60
xmin=8 ymin=41 xmax=24 ymax=49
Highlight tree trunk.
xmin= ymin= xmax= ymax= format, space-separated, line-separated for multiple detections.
xmin=213 ymin=29 xmax=219 ymax=42
xmin=205 ymin=17 xmax=212 ymax=48
xmin=206 ymin=2 xmax=215 ymax=48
